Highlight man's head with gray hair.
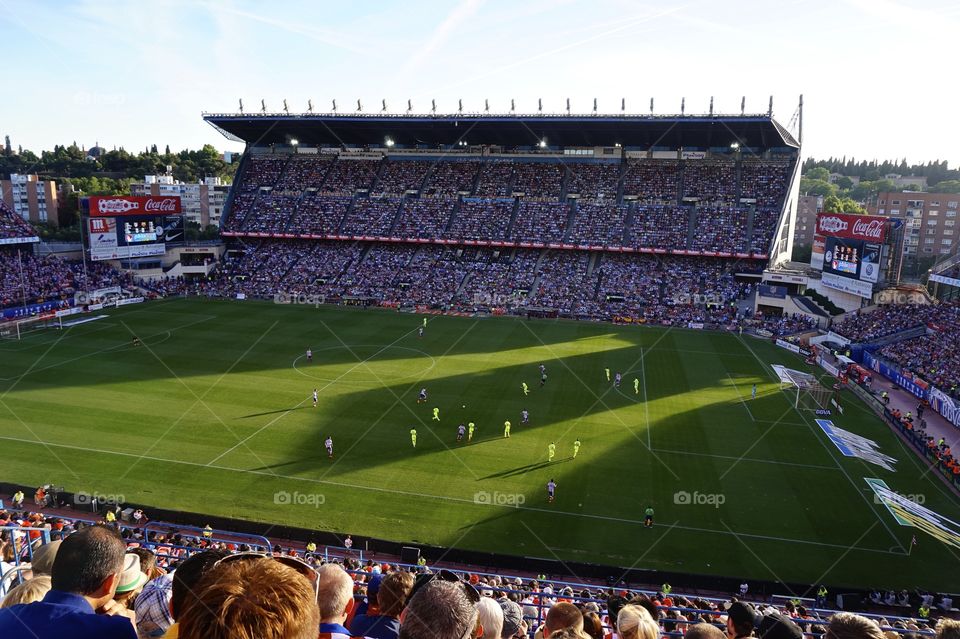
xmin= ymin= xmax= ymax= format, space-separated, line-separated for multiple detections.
xmin=400 ymin=580 xmax=480 ymax=639
xmin=316 ymin=563 xmax=355 ymax=623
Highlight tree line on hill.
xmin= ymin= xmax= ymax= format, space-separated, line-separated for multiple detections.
xmin=800 ymin=158 xmax=960 ymax=203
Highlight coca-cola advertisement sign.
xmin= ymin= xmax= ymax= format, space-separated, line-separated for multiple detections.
xmin=88 ymin=196 xmax=182 ymax=217
xmin=815 ymin=212 xmax=886 ymax=242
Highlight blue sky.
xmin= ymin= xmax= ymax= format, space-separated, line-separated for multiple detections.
xmin=2 ymin=0 xmax=958 ymax=165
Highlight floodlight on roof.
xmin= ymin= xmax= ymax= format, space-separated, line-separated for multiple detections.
xmin=385 ymin=137 xmax=395 ymax=148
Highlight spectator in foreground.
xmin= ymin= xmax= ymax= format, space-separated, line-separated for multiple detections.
xmin=582 ymin=612 xmax=605 ymax=639
xmin=165 ymin=549 xmax=230 ymax=638
xmin=498 ymin=597 xmax=527 ymax=639
xmin=316 ymin=563 xmax=355 ymax=639
xmin=823 ymin=612 xmax=885 ymax=639
xmin=684 ymin=623 xmax=726 ymax=639
xmin=938 ymin=619 xmax=960 ymax=639
xmin=536 ymin=601 xmax=584 ymax=639
xmin=757 ymin=613 xmax=802 ymax=639
xmin=617 ymin=604 xmax=660 ymax=639
xmin=725 ymin=602 xmax=757 ymax=639
xmin=399 ymin=579 xmax=480 ymax=639
xmin=0 ymin=524 xmax=136 ymax=638
xmin=1 ymin=575 xmax=52 ymax=607
xmin=477 ymin=596 xmax=505 ymax=639
xmin=351 ymin=571 xmax=414 ymax=639
xmin=178 ymin=559 xmax=319 ymax=639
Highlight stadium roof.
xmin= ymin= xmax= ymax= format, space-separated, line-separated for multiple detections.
xmin=202 ymin=112 xmax=800 ymax=150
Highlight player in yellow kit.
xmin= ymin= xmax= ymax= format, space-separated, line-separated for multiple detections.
xmin=548 ymin=442 xmax=556 ymax=462
xmin=522 ymin=382 xmax=529 ymax=396
xmin=573 ymin=438 xmax=581 ymax=458
xmin=432 ymin=407 xmax=440 ymax=421
xmin=410 ymin=428 xmax=417 ymax=447
xmin=605 ymin=368 xmax=611 ymax=381
xmin=634 ymin=378 xmax=640 ymax=395
xmin=468 ymin=422 xmax=475 ymax=441
xmin=503 ymin=421 xmax=511 ymax=438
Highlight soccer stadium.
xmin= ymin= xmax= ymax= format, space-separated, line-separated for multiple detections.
xmin=3 ymin=44 xmax=960 ymax=639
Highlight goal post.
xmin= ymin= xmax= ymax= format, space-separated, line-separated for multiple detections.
xmin=771 ymin=364 xmax=836 ymax=410
xmin=0 ymin=314 xmax=63 ymax=340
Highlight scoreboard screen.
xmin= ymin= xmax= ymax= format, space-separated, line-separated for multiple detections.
xmin=89 ymin=214 xmax=184 ymax=261
xmin=123 ymin=220 xmax=159 ymax=243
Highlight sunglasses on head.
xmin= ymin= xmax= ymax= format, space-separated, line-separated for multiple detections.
xmin=426 ymin=569 xmax=480 ymax=604
xmin=214 ymin=551 xmax=320 ymax=596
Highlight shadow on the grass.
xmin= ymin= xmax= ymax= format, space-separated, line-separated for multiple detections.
xmin=238 ymin=406 xmax=310 ymax=419
xmin=479 ymin=457 xmax=572 ymax=480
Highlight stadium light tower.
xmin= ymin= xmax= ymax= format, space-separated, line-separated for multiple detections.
xmin=357 ymin=99 xmax=362 ymax=112
xmin=510 ymin=99 xmax=515 ymax=113
xmin=382 ymin=99 xmax=388 ymax=112
xmin=566 ymin=98 xmax=570 ymax=114
xmin=649 ymin=98 xmax=654 ymax=115
xmin=593 ymin=97 xmax=597 ymax=114
xmin=621 ymin=97 xmax=625 ymax=113
xmin=709 ymin=96 xmax=714 ymax=116
xmin=538 ymin=98 xmax=542 ymax=113
xmin=332 ymin=99 xmax=337 ymax=112
xmin=458 ymin=99 xmax=463 ymax=113
xmin=485 ymin=98 xmax=489 ymax=113
xmin=741 ymin=96 xmax=746 ymax=115
xmin=238 ymin=99 xmax=244 ymax=114
xmin=431 ymin=99 xmax=436 ymax=114
xmin=768 ymin=95 xmax=774 ymax=116
xmin=307 ymin=99 xmax=313 ymax=113
xmin=407 ymin=99 xmax=413 ymax=113
xmin=681 ymin=97 xmax=685 ymax=115
xmin=261 ymin=99 xmax=267 ymax=113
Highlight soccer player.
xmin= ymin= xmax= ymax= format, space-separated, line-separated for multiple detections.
xmin=312 ymin=388 xmax=318 ymax=408
xmin=522 ymin=382 xmax=529 ymax=396
xmin=644 ymin=505 xmax=654 ymax=528
xmin=423 ymin=317 xmax=428 ymax=328
xmin=521 ymin=409 xmax=529 ymax=424
xmin=573 ymin=438 xmax=581 ymax=458
xmin=605 ymin=367 xmax=611 ymax=382
xmin=432 ymin=407 xmax=440 ymax=421
xmin=418 ymin=387 xmax=427 ymax=404
xmin=468 ymin=422 xmax=475 ymax=441
xmin=548 ymin=442 xmax=556 ymax=462
xmin=503 ymin=420 xmax=511 ymax=438
xmin=325 ymin=436 xmax=333 ymax=459
xmin=418 ymin=326 xmax=424 ymax=338
xmin=410 ymin=428 xmax=417 ymax=448
xmin=457 ymin=423 xmax=466 ymax=441
xmin=539 ymin=363 xmax=546 ymax=375
xmin=614 ymin=371 xmax=622 ymax=388
xmin=546 ymin=479 xmax=556 ymax=503
xmin=752 ymin=384 xmax=757 ymax=400
xmin=540 ymin=372 xmax=547 ymax=387
xmin=306 ymin=348 xmax=313 ymax=363
xmin=634 ymin=377 xmax=640 ymax=395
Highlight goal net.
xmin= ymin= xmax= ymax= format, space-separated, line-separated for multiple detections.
xmin=0 ymin=314 xmax=63 ymax=340
xmin=771 ymin=364 xmax=835 ymax=410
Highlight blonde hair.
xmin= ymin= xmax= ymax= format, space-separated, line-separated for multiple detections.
xmin=825 ymin=613 xmax=885 ymax=639
xmin=938 ymin=619 xmax=960 ymax=639
xmin=617 ymin=604 xmax=660 ymax=639
xmin=178 ymin=560 xmax=320 ymax=639
xmin=1 ymin=576 xmax=52 ymax=608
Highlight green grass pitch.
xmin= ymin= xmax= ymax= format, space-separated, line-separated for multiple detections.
xmin=1 ymin=298 xmax=956 ymax=590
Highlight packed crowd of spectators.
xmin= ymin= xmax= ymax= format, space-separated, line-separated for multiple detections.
xmin=567 ymin=163 xmax=621 ymax=201
xmin=740 ymin=159 xmax=792 ymax=208
xmin=568 ymin=203 xmax=628 ymax=247
xmin=1 ymin=507 xmax=951 ymax=639
xmin=223 ymin=155 xmax=790 ymax=257
xmin=691 ymin=208 xmax=748 ymax=254
xmin=750 ymin=312 xmax=819 ymax=336
xmin=877 ymin=301 xmax=960 ymax=394
xmin=341 ymin=198 xmax=403 ymax=236
xmin=682 ymin=161 xmax=737 ymax=205
xmin=446 ymin=199 xmax=515 ymax=242
xmin=512 ymin=202 xmax=572 ymax=244
xmin=833 ymin=303 xmax=954 ymax=343
xmin=0 ymin=202 xmax=35 ymax=240
xmin=0 ymin=249 xmax=135 ymax=310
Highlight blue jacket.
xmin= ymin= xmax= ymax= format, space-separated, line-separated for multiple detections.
xmin=0 ymin=590 xmax=137 ymax=639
